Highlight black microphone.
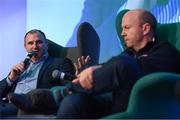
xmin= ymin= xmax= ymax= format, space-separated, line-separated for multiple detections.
xmin=52 ymin=69 xmax=76 ymax=81
xmin=24 ymin=51 xmax=37 ymax=68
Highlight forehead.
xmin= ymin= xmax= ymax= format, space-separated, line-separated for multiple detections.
xmin=122 ymin=11 xmax=140 ymax=26
xmin=25 ymin=33 xmax=44 ymax=42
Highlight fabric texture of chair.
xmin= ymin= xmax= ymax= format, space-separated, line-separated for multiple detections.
xmin=104 ymin=72 xmax=180 ymax=119
xmin=103 ymin=10 xmax=180 ymax=119
xmin=48 ymin=22 xmax=100 ymax=65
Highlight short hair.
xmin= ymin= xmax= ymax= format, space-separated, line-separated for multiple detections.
xmin=24 ymin=29 xmax=47 ymax=42
xmin=139 ymin=10 xmax=157 ymax=36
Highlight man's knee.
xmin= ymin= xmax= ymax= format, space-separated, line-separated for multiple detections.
xmin=0 ymin=103 xmax=18 ymax=118
xmin=59 ymin=93 xmax=83 ymax=109
xmin=57 ymin=93 xmax=87 ymax=118
xmin=57 ymin=93 xmax=97 ymax=118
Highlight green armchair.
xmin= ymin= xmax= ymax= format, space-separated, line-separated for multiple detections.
xmin=48 ymin=22 xmax=100 ymax=66
xmin=104 ymin=72 xmax=180 ymax=119
xmin=104 ymin=10 xmax=180 ymax=119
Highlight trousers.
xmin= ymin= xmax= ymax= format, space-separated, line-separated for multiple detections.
xmin=57 ymin=54 xmax=142 ymax=118
xmin=0 ymin=103 xmax=18 ymax=118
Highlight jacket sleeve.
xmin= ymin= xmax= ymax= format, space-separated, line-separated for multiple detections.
xmin=137 ymin=42 xmax=180 ymax=74
xmin=0 ymin=77 xmax=13 ymax=102
xmin=59 ymin=58 xmax=75 ymax=75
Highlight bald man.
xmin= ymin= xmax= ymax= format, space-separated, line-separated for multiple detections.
xmin=56 ymin=9 xmax=180 ymax=118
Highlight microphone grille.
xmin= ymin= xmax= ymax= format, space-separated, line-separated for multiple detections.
xmin=52 ymin=69 xmax=60 ymax=79
xmin=27 ymin=51 xmax=37 ymax=58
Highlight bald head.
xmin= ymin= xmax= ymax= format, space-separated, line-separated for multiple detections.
xmin=123 ymin=9 xmax=157 ymax=35
xmin=121 ymin=9 xmax=157 ymax=51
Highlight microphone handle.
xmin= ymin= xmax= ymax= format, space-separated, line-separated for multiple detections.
xmin=23 ymin=51 xmax=36 ymax=68
xmin=61 ymin=72 xmax=77 ymax=81
xmin=23 ymin=57 xmax=31 ymax=68
xmin=18 ymin=55 xmax=31 ymax=75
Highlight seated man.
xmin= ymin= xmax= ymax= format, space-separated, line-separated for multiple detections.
xmin=0 ymin=29 xmax=75 ymax=118
xmin=9 ymin=9 xmax=180 ymax=118
xmin=56 ymin=9 xmax=180 ymax=118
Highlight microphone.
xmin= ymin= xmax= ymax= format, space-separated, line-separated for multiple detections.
xmin=52 ymin=69 xmax=76 ymax=81
xmin=9 ymin=51 xmax=37 ymax=84
xmin=23 ymin=51 xmax=37 ymax=68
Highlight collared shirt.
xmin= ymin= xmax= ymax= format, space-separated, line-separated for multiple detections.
xmin=7 ymin=53 xmax=48 ymax=94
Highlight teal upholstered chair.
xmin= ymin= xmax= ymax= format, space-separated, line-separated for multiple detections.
xmin=103 ymin=10 xmax=180 ymax=119
xmin=48 ymin=22 xmax=100 ymax=66
xmin=104 ymin=72 xmax=180 ymax=119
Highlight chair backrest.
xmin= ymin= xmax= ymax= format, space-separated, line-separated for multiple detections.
xmin=48 ymin=22 xmax=100 ymax=65
xmin=77 ymin=22 xmax=100 ymax=66
xmin=156 ymin=22 xmax=180 ymax=51
xmin=115 ymin=9 xmax=129 ymax=50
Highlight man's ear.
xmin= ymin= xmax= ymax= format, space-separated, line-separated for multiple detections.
xmin=142 ymin=23 xmax=151 ymax=36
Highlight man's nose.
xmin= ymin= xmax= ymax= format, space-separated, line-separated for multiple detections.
xmin=32 ymin=43 xmax=38 ymax=48
xmin=121 ymin=30 xmax=125 ymax=37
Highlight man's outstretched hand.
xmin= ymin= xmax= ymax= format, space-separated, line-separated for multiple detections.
xmin=74 ymin=55 xmax=91 ymax=75
xmin=72 ymin=65 xmax=102 ymax=90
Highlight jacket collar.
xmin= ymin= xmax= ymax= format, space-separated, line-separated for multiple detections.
xmin=125 ymin=38 xmax=158 ymax=58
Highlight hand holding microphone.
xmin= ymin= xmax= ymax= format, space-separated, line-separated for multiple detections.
xmin=8 ymin=51 xmax=37 ymax=81
xmin=23 ymin=51 xmax=37 ymax=68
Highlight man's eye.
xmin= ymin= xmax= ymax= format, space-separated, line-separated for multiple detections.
xmin=28 ymin=42 xmax=33 ymax=45
xmin=124 ymin=26 xmax=130 ymax=29
xmin=37 ymin=41 xmax=43 ymax=44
